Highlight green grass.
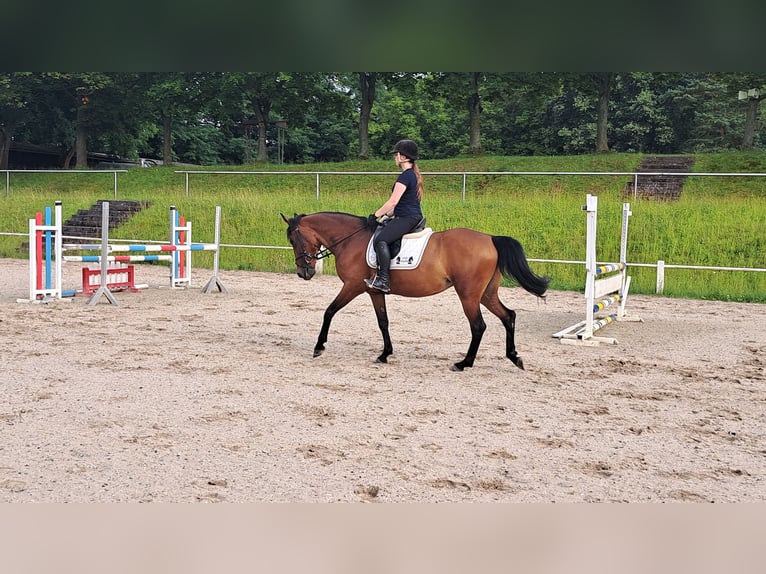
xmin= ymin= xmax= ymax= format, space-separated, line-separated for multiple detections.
xmin=2 ymin=152 xmax=764 ymax=302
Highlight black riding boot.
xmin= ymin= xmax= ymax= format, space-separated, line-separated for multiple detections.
xmin=365 ymin=240 xmax=391 ymax=293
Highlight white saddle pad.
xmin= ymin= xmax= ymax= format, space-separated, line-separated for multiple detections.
xmin=366 ymin=228 xmax=434 ymax=269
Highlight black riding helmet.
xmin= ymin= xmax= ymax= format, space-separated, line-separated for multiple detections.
xmin=392 ymin=139 xmax=419 ymax=161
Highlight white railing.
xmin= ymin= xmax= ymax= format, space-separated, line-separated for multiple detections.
xmin=174 ymin=169 xmax=766 ymax=200
xmin=2 ymin=169 xmax=127 ymax=199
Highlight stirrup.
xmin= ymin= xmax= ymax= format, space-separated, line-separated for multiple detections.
xmin=364 ymin=275 xmax=390 ymax=293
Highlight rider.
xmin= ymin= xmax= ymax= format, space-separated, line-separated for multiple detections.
xmin=365 ymin=139 xmax=425 ymax=293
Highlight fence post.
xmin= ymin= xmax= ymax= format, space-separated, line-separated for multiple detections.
xmin=656 ymin=260 xmax=665 ymax=294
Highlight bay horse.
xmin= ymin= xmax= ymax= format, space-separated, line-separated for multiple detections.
xmin=282 ymin=212 xmax=549 ymax=371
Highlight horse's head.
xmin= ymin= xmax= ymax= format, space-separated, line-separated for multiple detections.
xmin=282 ymin=212 xmax=319 ymax=280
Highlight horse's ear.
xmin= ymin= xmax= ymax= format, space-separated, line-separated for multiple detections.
xmin=280 ymin=213 xmax=289 ymax=224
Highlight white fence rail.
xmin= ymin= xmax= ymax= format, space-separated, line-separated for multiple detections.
xmin=2 ymin=169 xmax=127 ymax=199
xmin=174 ymin=169 xmax=766 ymax=200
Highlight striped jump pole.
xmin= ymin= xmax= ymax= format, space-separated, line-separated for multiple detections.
xmin=552 ymin=194 xmax=642 ymax=346
xmin=64 ymin=254 xmax=175 ymax=263
xmin=104 ymin=244 xmax=218 ymax=252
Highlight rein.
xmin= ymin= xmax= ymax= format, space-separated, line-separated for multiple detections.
xmin=293 ymin=219 xmax=369 ymax=263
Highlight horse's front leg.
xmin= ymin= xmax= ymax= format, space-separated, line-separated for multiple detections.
xmin=314 ymin=284 xmax=363 ymax=357
xmin=369 ymin=291 xmax=393 ymax=363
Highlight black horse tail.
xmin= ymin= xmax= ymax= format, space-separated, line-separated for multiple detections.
xmin=491 ymin=236 xmax=550 ymax=299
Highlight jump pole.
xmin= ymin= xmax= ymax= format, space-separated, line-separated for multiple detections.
xmin=552 ymin=194 xmax=642 ymax=345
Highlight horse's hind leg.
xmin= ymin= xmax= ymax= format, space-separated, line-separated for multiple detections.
xmin=452 ymin=305 xmax=486 ymax=371
xmin=481 ymin=278 xmax=524 ymax=370
xmin=452 ymin=289 xmax=487 ymax=371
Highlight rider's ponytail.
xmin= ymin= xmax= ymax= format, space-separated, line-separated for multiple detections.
xmin=413 ymin=161 xmax=424 ymax=201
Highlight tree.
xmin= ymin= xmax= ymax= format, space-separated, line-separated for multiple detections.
xmin=423 ymin=73 xmax=486 ymax=155
xmin=556 ymin=73 xmax=616 ymax=153
xmin=465 ymin=72 xmax=483 ymax=155
xmin=480 ymin=73 xmax=561 ymax=155
xmin=142 ymin=72 xmax=203 ymax=165
xmin=0 ymin=73 xmax=42 ymax=170
xmin=728 ymin=73 xmax=766 ymax=150
xmin=357 ymin=73 xmax=376 ymax=160
xmin=6 ymin=72 xmax=766 ymax=166
xmin=592 ymin=73 xmax=614 ymax=153
xmin=40 ymin=73 xmax=116 ymax=167
xmin=662 ymin=73 xmax=740 ymax=152
xmin=212 ymin=72 xmax=352 ymax=164
xmin=609 ymin=72 xmax=675 ymax=153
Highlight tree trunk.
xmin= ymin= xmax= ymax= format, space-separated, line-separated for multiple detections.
xmin=163 ymin=112 xmax=173 ymax=165
xmin=594 ymin=73 xmax=613 ymax=153
xmin=253 ymin=98 xmax=270 ymax=163
xmin=0 ymin=126 xmax=11 ymax=170
xmin=467 ymin=72 xmax=483 ymax=155
xmin=358 ymin=73 xmax=376 ymax=160
xmin=741 ymin=96 xmax=762 ymax=150
xmin=75 ymin=105 xmax=88 ymax=168
xmin=63 ymin=146 xmax=75 ymax=169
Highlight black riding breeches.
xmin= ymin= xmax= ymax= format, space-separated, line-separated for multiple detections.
xmin=375 ymin=215 xmax=422 ymax=245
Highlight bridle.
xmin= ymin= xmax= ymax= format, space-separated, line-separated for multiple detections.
xmin=290 ymin=220 xmax=369 ymax=267
xmin=291 ymin=226 xmax=330 ymax=267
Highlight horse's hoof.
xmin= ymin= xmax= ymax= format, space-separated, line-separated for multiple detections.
xmin=451 ymin=363 xmax=465 ymax=372
xmin=375 ymin=355 xmax=388 ymax=364
xmin=513 ymin=356 xmax=525 ymax=370
xmin=313 ymin=348 xmax=324 ymax=358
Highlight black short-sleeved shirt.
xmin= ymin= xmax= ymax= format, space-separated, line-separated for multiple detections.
xmin=393 ymin=168 xmax=422 ymax=218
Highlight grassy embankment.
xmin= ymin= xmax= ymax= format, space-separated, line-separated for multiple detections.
xmin=1 ymin=152 xmax=764 ymax=302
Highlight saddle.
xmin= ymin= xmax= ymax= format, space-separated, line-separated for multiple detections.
xmin=366 ymin=217 xmax=433 ymax=270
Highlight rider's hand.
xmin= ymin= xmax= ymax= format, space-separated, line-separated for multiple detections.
xmin=367 ymin=213 xmax=379 ymax=228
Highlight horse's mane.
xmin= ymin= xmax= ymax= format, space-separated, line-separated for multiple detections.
xmin=285 ymin=212 xmax=369 ymax=239
xmin=313 ymin=211 xmax=365 ymax=220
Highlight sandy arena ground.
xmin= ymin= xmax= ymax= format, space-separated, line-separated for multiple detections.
xmin=1 ymin=257 xmax=764 ymax=502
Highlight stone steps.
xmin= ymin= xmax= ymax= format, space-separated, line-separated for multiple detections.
xmin=62 ymin=200 xmax=151 ymax=241
xmin=623 ymin=156 xmax=695 ymax=200
xmin=19 ymin=199 xmax=151 ymax=252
